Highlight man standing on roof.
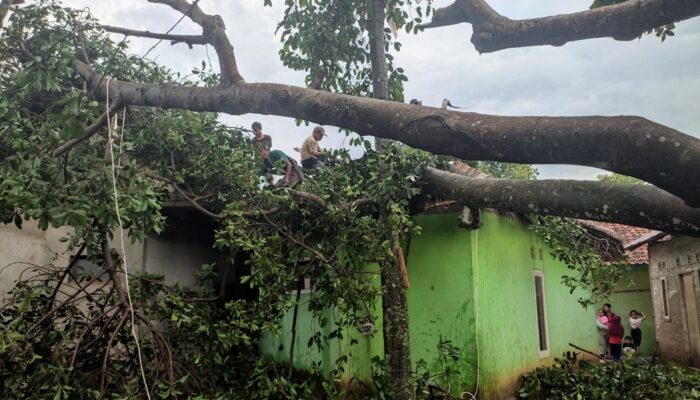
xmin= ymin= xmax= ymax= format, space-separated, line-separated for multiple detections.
xmin=251 ymin=121 xmax=272 ymax=150
xmin=300 ymin=125 xmax=327 ymax=169
xmin=259 ymin=147 xmax=303 ymax=188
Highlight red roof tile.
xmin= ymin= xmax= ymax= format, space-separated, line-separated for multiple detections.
xmin=581 ymin=221 xmax=651 ymax=265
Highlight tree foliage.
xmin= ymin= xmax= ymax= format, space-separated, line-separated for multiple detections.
xmin=529 ymin=215 xmax=629 ymax=308
xmin=519 ymin=352 xmax=700 ymax=400
xmin=596 ymin=173 xmax=646 ymax=185
xmin=272 ymin=0 xmax=431 ymax=100
xmin=0 ymin=1 xmax=436 ymax=397
xmin=0 ymin=0 xmax=696 ymax=398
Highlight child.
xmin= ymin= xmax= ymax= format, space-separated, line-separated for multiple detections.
xmin=595 ymin=309 xmax=609 ymax=357
xmin=608 ymin=314 xmax=624 ymax=361
xmin=622 ymin=336 xmax=636 ymax=357
xmin=628 ymin=309 xmax=647 ymax=351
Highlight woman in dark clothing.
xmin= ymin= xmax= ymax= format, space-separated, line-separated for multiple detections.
xmin=608 ymin=314 xmax=625 ymax=361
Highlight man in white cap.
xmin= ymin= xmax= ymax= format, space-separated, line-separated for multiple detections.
xmin=300 ymin=125 xmax=327 ymax=170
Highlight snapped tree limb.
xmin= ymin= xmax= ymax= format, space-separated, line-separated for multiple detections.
xmin=424 ymin=0 xmax=700 ymax=53
xmin=146 ymin=0 xmax=244 ymax=84
xmin=423 ymin=167 xmax=700 ymax=236
xmin=72 ymin=59 xmax=700 ymax=207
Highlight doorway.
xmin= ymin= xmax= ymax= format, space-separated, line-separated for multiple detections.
xmin=681 ymin=272 xmax=700 ymax=366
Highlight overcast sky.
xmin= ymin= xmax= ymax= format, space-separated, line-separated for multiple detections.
xmin=56 ymin=0 xmax=700 ymax=180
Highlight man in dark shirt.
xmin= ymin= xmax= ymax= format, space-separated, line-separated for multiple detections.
xmin=251 ymin=121 xmax=272 ymax=150
xmin=259 ymin=148 xmax=303 ymax=188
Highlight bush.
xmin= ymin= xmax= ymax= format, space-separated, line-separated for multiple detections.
xmin=518 ymin=352 xmax=700 ymax=400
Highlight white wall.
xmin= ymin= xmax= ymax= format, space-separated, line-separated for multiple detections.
xmin=1 ymin=210 xmax=216 ymax=304
xmin=0 ymin=221 xmax=72 ymax=302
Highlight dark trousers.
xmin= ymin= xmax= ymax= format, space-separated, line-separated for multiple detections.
xmin=301 ymin=155 xmax=326 ymax=169
xmin=610 ymin=343 xmax=622 ymax=361
xmin=631 ymin=328 xmax=642 ymax=350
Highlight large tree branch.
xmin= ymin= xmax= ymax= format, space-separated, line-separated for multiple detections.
xmin=424 ymin=0 xmax=700 ymax=53
xmin=423 ymin=167 xmax=700 ymax=236
xmin=72 ymin=59 xmax=700 ymax=207
xmin=146 ymin=0 xmax=244 ymax=85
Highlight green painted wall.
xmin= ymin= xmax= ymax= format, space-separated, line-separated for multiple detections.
xmin=259 ymin=298 xmax=343 ymax=376
xmin=405 ymin=214 xmax=478 ymax=395
xmin=608 ymin=265 xmax=656 ymax=355
xmin=259 ymin=263 xmax=384 ymax=386
xmin=472 ymin=211 xmax=599 ymax=400
xmin=260 ymin=210 xmax=601 ymax=399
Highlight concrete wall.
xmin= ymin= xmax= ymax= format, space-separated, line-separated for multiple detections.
xmin=0 ymin=220 xmax=73 ymax=301
xmin=473 ymin=211 xmax=598 ymax=400
xmin=260 ymin=210 xmax=599 ymax=399
xmin=648 ymin=236 xmax=700 ymax=365
xmin=1 ymin=209 xmax=216 ymax=304
xmin=405 ymin=213 xmax=478 ymax=395
xmin=259 ymin=262 xmax=384 ymax=386
xmin=607 ymin=264 xmax=656 ymax=355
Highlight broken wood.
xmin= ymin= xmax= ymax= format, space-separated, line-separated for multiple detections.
xmin=395 ymin=246 xmax=409 ymax=289
xmin=569 ymin=342 xmax=604 ymax=360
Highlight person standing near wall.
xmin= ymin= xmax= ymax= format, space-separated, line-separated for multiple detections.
xmin=628 ymin=309 xmax=648 ymax=352
xmin=608 ymin=315 xmax=625 ymax=361
xmin=595 ymin=309 xmax=609 ymax=358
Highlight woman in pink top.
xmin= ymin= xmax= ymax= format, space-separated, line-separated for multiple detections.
xmin=595 ymin=308 xmax=609 ymax=357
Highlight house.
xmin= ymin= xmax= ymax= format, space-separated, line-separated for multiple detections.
xmin=627 ymin=233 xmax=700 ymax=366
xmin=0 ymin=169 xmax=655 ymax=400
xmin=261 ymin=187 xmax=610 ymax=399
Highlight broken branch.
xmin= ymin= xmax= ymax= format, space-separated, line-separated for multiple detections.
xmin=146 ymin=0 xmax=244 ymax=84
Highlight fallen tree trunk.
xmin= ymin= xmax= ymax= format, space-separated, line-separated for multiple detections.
xmin=73 ymin=60 xmax=700 ymax=208
xmin=422 ymin=167 xmax=700 ymax=236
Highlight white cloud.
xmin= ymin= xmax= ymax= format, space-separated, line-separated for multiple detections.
xmin=59 ymin=0 xmax=700 ymax=180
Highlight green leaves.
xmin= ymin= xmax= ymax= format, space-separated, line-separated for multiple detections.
xmin=0 ymin=2 xmax=442 ymax=398
xmin=519 ymin=352 xmax=700 ymax=399
xmin=530 ymin=215 xmax=629 ymax=307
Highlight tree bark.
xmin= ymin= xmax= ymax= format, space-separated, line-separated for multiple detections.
xmin=368 ymin=0 xmax=391 ymax=151
xmin=368 ymin=1 xmax=413 ymax=397
xmin=73 ymin=60 xmax=700 ymax=208
xmin=424 ymin=0 xmax=700 ymax=53
xmin=422 ymin=167 xmax=700 ymax=236
xmin=379 ymin=253 xmax=413 ymax=398
xmin=146 ymin=0 xmax=244 ymax=85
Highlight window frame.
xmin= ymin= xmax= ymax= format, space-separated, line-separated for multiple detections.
xmin=533 ymin=270 xmax=551 ymax=358
xmin=660 ymin=276 xmax=671 ymax=320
